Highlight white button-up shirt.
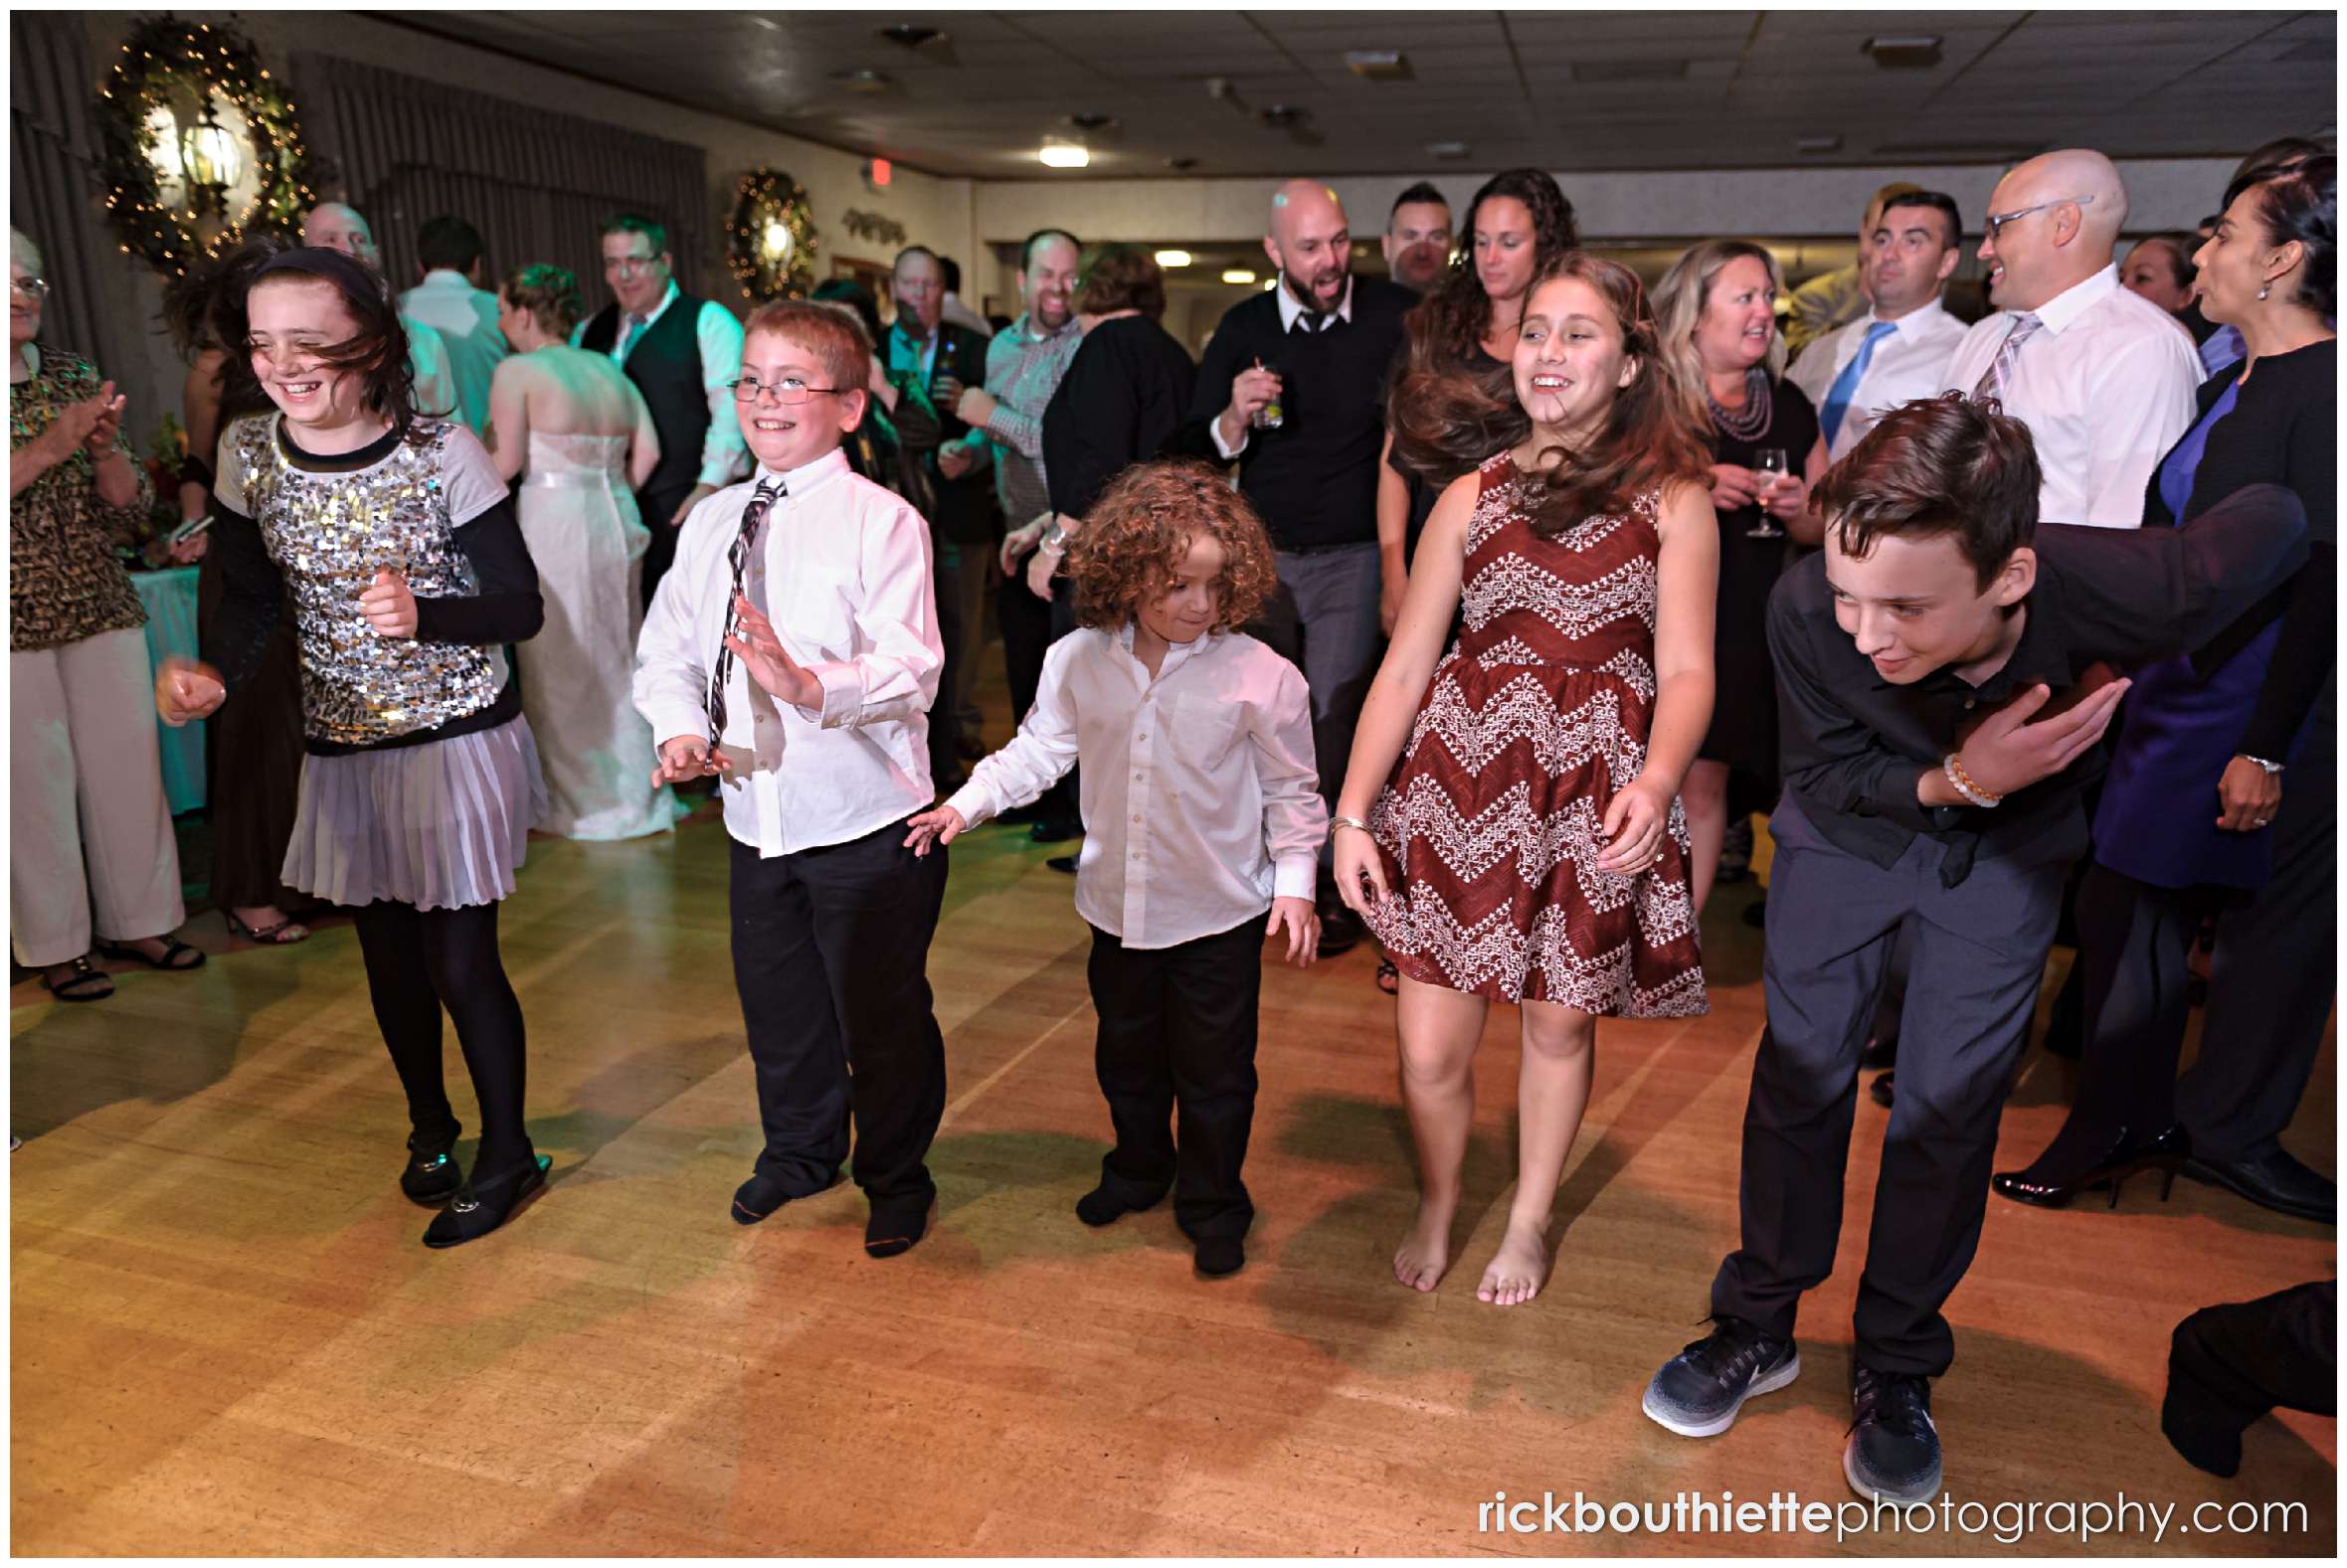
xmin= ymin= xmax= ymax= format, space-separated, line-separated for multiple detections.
xmin=572 ymin=279 xmax=749 ymax=491
xmin=1940 ymin=265 xmax=2203 ymax=528
xmin=945 ymin=623 xmax=1327 ymax=949
xmin=1789 ymin=297 xmax=1970 ymax=461
xmin=399 ymin=269 xmax=510 ymax=436
xmin=632 ymin=447 xmax=941 ymax=857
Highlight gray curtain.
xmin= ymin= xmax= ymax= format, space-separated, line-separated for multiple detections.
xmin=292 ymin=54 xmax=710 ymax=309
xmin=9 ymin=11 xmax=127 ymax=375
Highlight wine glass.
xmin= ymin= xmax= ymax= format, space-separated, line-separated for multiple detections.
xmin=1748 ymin=448 xmax=1790 ymax=539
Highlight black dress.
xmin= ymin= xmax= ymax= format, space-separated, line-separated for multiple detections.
xmin=1701 ymin=373 xmax=1820 ymax=810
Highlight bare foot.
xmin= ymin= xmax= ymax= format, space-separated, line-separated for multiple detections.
xmin=1392 ymin=1196 xmax=1456 ymax=1292
xmin=1475 ymin=1219 xmax=1551 ymax=1307
xmin=231 ymin=905 xmax=308 ymax=942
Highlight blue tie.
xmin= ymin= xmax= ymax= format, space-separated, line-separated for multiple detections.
xmin=1819 ymin=320 xmax=1896 ymax=449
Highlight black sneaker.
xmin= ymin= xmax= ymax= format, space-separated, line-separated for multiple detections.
xmin=1642 ymin=1315 xmax=1800 ymax=1437
xmin=1844 ymin=1365 xmax=1942 ymax=1503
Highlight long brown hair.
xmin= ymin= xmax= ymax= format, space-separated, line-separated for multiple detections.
xmin=1402 ymin=168 xmax=1579 ymax=376
xmin=1652 ymin=239 xmax=1785 ymax=433
xmin=1392 ymin=253 xmax=1710 ymax=537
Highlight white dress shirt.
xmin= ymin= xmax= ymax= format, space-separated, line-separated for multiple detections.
xmin=1789 ymin=297 xmax=1969 ymax=460
xmin=945 ymin=623 xmax=1327 ymax=949
xmin=404 ymin=316 xmax=457 ymax=425
xmin=1940 ymin=265 xmax=2203 ymax=528
xmin=632 ymin=446 xmax=941 ymax=857
xmin=1210 ymin=275 xmax=1357 ymax=460
xmin=399 ymin=269 xmax=510 ymax=436
xmin=572 ymin=279 xmax=748 ymax=491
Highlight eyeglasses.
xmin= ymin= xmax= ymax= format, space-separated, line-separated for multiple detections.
xmin=10 ymin=274 xmax=49 ymax=301
xmin=728 ymin=376 xmax=846 ymax=406
xmin=605 ymin=256 xmax=664 ymax=277
xmin=1983 ymin=194 xmax=2095 ymax=243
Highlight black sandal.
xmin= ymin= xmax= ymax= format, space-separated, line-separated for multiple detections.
xmin=39 ymin=957 xmax=113 ymax=1002
xmin=224 ymin=911 xmax=310 ymax=946
xmin=422 ymin=1153 xmax=551 ymax=1249
xmin=93 ymin=938 xmax=206 ymax=972
xmin=401 ymin=1124 xmax=465 ymax=1206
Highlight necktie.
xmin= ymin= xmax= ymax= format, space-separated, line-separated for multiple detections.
xmin=705 ymin=477 xmax=784 ymax=745
xmin=1298 ymin=309 xmax=1327 ymax=334
xmin=616 ymin=312 xmax=647 ymax=361
xmin=1819 ymin=320 xmax=1896 ymax=448
xmin=1971 ymin=312 xmax=2043 ymax=407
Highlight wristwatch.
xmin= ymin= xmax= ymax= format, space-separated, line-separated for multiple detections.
xmin=2239 ymin=754 xmax=2286 ymax=776
xmin=1039 ymin=517 xmax=1068 ymax=556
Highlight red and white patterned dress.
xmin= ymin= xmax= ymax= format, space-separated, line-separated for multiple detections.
xmin=1364 ymin=452 xmax=1707 ymax=1016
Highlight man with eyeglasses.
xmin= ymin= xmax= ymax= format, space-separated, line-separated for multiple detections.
xmin=575 ymin=212 xmax=747 ymax=607
xmin=1942 ymin=149 xmax=2202 ymax=530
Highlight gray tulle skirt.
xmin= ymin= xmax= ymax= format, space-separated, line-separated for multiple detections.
xmin=282 ymin=715 xmax=546 ymax=912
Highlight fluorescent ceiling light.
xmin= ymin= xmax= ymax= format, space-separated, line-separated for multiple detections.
xmin=1221 ymin=268 xmax=1257 ymax=284
xmin=1154 ymin=250 xmax=1192 ymax=267
xmin=1037 ymin=144 xmax=1089 ymax=168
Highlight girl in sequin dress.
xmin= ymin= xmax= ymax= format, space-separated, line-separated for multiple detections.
xmin=156 ymin=243 xmax=551 ymax=1248
xmin=1334 ymin=256 xmax=1717 ymax=1307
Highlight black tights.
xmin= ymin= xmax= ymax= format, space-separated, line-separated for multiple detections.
xmin=353 ymin=900 xmax=532 ymax=1178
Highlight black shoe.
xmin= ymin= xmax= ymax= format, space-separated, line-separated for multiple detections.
xmin=1047 ymin=853 xmax=1078 ymax=874
xmin=2162 ymin=1308 xmax=2249 ymax=1477
xmin=732 ymin=1167 xmax=841 ymax=1226
xmin=1193 ymin=1235 xmax=1245 ymax=1278
xmin=1642 ymin=1315 xmax=1800 ymax=1437
xmin=1845 ymin=1365 xmax=1942 ymax=1503
xmin=422 ymin=1153 xmax=550 ymax=1249
xmin=1992 ymin=1125 xmax=2188 ymax=1210
xmin=2183 ymin=1147 xmax=2336 ymax=1224
xmin=1869 ymin=1071 xmax=1896 ymax=1109
xmin=1318 ymin=903 xmax=1364 ymax=957
xmin=864 ymin=1190 xmax=934 ymax=1258
xmin=400 ymin=1123 xmax=464 ymax=1206
xmin=1027 ymin=818 xmax=1082 ymax=844
xmin=1075 ymin=1183 xmax=1164 ymax=1228
xmin=1741 ymin=899 xmax=1767 ymax=929
xmin=1858 ymin=1035 xmax=1897 ymax=1073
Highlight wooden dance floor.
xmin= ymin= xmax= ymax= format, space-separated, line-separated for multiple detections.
xmin=11 ymin=705 xmax=2336 ymax=1554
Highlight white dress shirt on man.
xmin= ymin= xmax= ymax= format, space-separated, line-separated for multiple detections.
xmin=1790 ymin=298 xmax=1969 ymax=461
xmin=945 ymin=623 xmax=1327 ymax=950
xmin=574 ymin=279 xmax=748 ymax=490
xmin=1940 ymin=265 xmax=2203 ymax=528
xmin=633 ymin=447 xmax=941 ymax=857
xmin=399 ymin=268 xmax=510 ymax=436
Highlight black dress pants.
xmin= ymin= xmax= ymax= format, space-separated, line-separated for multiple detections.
xmin=730 ymin=822 xmax=948 ymax=1206
xmin=1712 ymin=795 xmax=2066 ymax=1377
xmin=2164 ymin=1280 xmax=2337 ymax=1477
xmin=1087 ymin=917 xmax=1263 ymax=1241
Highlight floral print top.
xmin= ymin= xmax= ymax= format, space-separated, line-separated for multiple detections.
xmin=10 ymin=344 xmax=151 ymax=651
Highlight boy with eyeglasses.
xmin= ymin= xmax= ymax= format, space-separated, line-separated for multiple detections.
xmin=633 ymin=299 xmax=950 ymax=1259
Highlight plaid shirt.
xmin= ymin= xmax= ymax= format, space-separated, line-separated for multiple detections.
xmin=980 ymin=311 xmax=1083 ymax=524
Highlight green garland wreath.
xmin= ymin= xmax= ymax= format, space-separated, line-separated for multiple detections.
xmin=726 ymin=169 xmax=818 ymax=303
xmin=93 ymin=16 xmax=324 ymax=276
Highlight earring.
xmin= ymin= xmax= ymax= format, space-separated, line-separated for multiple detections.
xmin=2258 ymin=281 xmax=2272 ymax=300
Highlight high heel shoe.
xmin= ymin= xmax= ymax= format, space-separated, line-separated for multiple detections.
xmin=422 ymin=1152 xmax=550 ymax=1248
xmin=400 ymin=1124 xmax=464 ymax=1205
xmin=1992 ymin=1125 xmax=2190 ymax=1209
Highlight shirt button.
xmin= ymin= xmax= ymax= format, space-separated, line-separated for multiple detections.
xmin=1964 ymin=699 xmax=1976 ymax=710
xmin=1132 ymin=813 xmax=1142 ymax=823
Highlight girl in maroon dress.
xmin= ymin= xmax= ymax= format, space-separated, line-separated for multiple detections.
xmin=1334 ymin=255 xmax=1717 ymax=1306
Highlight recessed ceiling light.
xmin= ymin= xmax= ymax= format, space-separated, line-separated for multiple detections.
xmin=1154 ymin=250 xmax=1192 ymax=268
xmin=1345 ymin=50 xmax=1412 ymax=82
xmin=830 ymin=69 xmax=896 ymax=93
xmin=1425 ymin=141 xmax=1470 ymax=160
xmin=877 ymin=24 xmax=944 ymax=50
xmin=1037 ymin=143 xmax=1090 ymax=169
xmin=1796 ymin=133 xmax=1844 ymax=155
xmin=1221 ymin=268 xmax=1257 ymax=284
xmin=1863 ymin=34 xmax=1944 ymax=69
xmin=749 ymin=16 xmax=780 ymax=32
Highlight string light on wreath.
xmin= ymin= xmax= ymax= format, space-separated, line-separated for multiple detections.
xmin=726 ymin=168 xmax=818 ymax=303
xmin=94 ymin=17 xmax=325 ymax=276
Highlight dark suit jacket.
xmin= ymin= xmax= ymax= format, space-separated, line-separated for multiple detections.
xmin=888 ymin=318 xmax=995 ymax=544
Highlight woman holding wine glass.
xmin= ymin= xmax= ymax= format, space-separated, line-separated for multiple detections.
xmin=1653 ymin=241 xmax=1827 ymax=915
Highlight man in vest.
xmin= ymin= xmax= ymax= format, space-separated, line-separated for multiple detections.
xmin=574 ymin=213 xmax=747 ymax=607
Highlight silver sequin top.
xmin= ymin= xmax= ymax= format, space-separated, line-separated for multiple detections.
xmin=222 ymin=415 xmax=507 ymax=746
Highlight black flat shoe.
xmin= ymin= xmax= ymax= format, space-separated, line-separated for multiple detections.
xmin=422 ymin=1153 xmax=550 ymax=1248
xmin=864 ymin=1191 xmax=935 ymax=1258
xmin=1991 ymin=1125 xmax=2188 ymax=1210
xmin=94 ymin=938 xmax=206 ymax=971
xmin=1318 ymin=904 xmax=1364 ymax=957
xmin=2183 ymin=1147 xmax=2336 ymax=1224
xmin=1194 ymin=1235 xmax=1246 ymax=1278
xmin=401 ymin=1124 xmax=464 ymax=1205
xmin=1075 ymin=1183 xmax=1165 ymax=1228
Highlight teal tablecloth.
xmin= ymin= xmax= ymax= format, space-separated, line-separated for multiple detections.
xmin=132 ymin=565 xmax=205 ymax=814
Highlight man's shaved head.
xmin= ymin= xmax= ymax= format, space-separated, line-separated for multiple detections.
xmin=1264 ymin=179 xmax=1353 ymax=314
xmin=1978 ymin=148 xmax=2129 ymax=310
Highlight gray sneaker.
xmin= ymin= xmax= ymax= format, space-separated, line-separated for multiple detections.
xmin=1643 ymin=1315 xmax=1801 ymax=1437
xmin=1843 ymin=1365 xmax=1942 ymax=1503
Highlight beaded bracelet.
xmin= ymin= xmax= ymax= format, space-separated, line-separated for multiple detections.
xmin=1942 ymin=752 xmax=2003 ymax=808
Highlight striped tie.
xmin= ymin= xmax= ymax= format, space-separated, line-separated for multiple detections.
xmin=705 ymin=478 xmax=784 ymax=745
xmin=1970 ymin=312 xmax=2043 ymax=407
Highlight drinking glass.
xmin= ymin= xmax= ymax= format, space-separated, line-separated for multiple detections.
xmin=1748 ymin=448 xmax=1790 ymax=539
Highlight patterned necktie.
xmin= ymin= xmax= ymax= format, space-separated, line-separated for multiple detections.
xmin=1971 ymin=312 xmax=2043 ymax=407
xmin=705 ymin=477 xmax=784 ymax=745
xmin=1819 ymin=320 xmax=1897 ymax=448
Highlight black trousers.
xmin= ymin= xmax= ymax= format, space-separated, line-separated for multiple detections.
xmin=636 ymin=481 xmax=693 ymax=611
xmin=1713 ymin=795 xmax=2066 ymax=1377
xmin=2179 ymin=691 xmax=2336 ymax=1162
xmin=1087 ymin=917 xmax=1263 ymax=1240
xmin=998 ymin=571 xmax=1078 ymax=827
xmin=2165 ymin=1280 xmax=2337 ymax=1477
xmin=927 ymin=540 xmax=966 ymax=788
xmin=730 ymin=821 xmax=948 ymax=1205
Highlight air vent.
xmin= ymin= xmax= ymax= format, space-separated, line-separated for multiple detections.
xmin=1569 ymin=58 xmax=1687 ymax=83
xmin=1863 ymin=35 xmax=1944 ymax=69
xmin=1345 ymin=50 xmax=1413 ymax=82
xmin=877 ymin=25 xmax=944 ymax=50
xmin=1165 ymin=155 xmax=1199 ymax=171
